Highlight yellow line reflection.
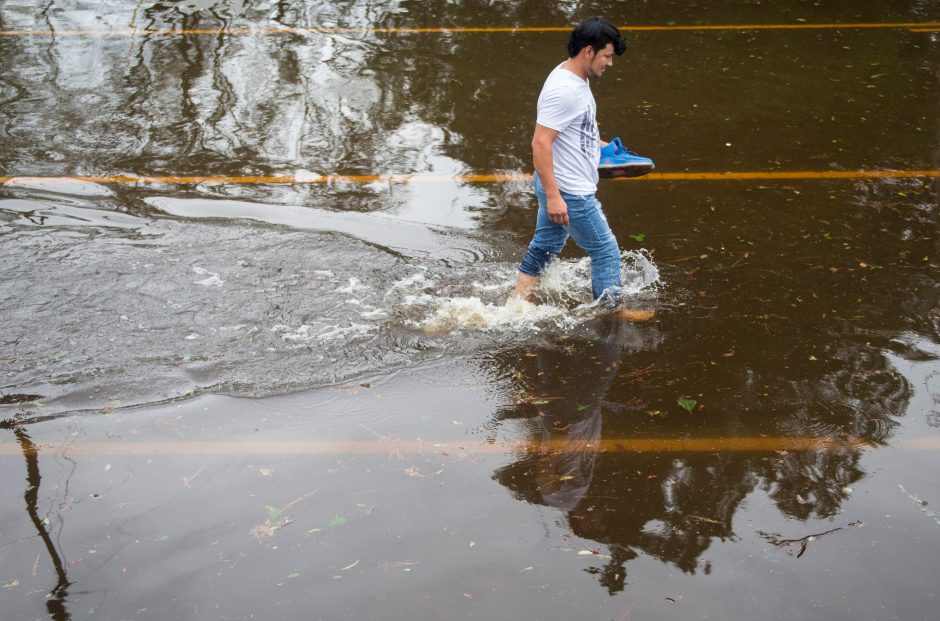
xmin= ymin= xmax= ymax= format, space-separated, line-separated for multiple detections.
xmin=1 ymin=22 xmax=939 ymax=37
xmin=2 ymin=170 xmax=939 ymax=187
xmin=1 ymin=436 xmax=939 ymax=457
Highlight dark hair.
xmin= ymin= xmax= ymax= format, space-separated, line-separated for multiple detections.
xmin=567 ymin=17 xmax=627 ymax=58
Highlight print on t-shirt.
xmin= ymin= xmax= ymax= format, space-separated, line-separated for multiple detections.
xmin=578 ymin=101 xmax=598 ymax=159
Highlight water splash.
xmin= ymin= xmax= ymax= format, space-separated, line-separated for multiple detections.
xmin=417 ymin=251 xmax=661 ymax=333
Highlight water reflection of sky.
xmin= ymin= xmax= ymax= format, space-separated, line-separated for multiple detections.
xmin=0 ymin=0 xmax=494 ymax=229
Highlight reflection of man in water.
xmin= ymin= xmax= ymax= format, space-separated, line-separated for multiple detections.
xmin=512 ymin=17 xmax=627 ymax=303
xmin=496 ymin=315 xmax=638 ymax=513
xmin=533 ymin=324 xmax=621 ymax=511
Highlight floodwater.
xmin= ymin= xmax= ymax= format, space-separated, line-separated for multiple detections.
xmin=1 ymin=0 xmax=938 ymax=619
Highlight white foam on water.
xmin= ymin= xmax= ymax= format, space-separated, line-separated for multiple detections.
xmin=192 ymin=266 xmax=224 ymax=287
xmin=422 ymin=296 xmax=567 ymax=332
xmin=416 ymin=251 xmax=661 ymax=333
xmin=272 ymin=322 xmax=376 ymax=343
xmin=391 ymin=271 xmax=435 ymax=291
xmin=540 ymin=250 xmax=660 ymax=298
xmin=317 ymin=323 xmax=375 ymax=341
xmin=336 ymin=277 xmax=369 ymax=293
xmin=360 ymin=308 xmax=387 ymax=319
xmin=403 ymin=293 xmax=435 ymax=306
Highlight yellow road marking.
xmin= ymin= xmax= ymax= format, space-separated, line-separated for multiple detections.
xmin=1 ymin=436 xmax=938 ymax=456
xmin=631 ymin=169 xmax=940 ymax=181
xmin=2 ymin=170 xmax=939 ymax=187
xmin=1 ymin=23 xmax=939 ymax=37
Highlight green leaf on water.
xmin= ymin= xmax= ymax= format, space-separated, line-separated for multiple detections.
xmin=677 ymin=398 xmax=697 ymax=413
xmin=340 ymin=559 xmax=360 ymax=571
xmin=630 ymin=233 xmax=646 ymax=242
xmin=266 ymin=505 xmax=282 ymax=520
xmin=577 ymin=404 xmax=590 ymax=411
xmin=287 ymin=572 xmax=300 ymax=579
xmin=328 ymin=516 xmax=347 ymax=529
xmin=531 ymin=400 xmax=550 ymax=405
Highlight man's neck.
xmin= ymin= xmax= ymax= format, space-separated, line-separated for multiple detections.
xmin=561 ymin=57 xmax=588 ymax=80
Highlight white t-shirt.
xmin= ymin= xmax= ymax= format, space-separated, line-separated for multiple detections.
xmin=535 ymin=63 xmax=600 ymax=195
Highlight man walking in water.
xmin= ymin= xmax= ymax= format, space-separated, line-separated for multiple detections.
xmin=512 ymin=17 xmax=636 ymax=308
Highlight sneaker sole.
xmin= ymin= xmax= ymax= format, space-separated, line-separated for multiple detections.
xmin=597 ymin=162 xmax=655 ymax=179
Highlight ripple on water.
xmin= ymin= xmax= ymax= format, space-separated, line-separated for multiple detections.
xmin=1 ymin=195 xmax=661 ymax=417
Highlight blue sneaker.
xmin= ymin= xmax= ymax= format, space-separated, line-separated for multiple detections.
xmin=598 ymin=137 xmax=654 ymax=179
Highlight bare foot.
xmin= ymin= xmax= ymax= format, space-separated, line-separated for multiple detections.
xmin=510 ymin=272 xmax=539 ymax=303
xmin=615 ymin=309 xmax=656 ymax=323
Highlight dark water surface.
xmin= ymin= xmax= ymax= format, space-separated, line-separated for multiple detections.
xmin=1 ymin=1 xmax=939 ymax=619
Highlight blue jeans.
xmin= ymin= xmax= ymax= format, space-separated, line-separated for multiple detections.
xmin=518 ymin=173 xmax=622 ymax=300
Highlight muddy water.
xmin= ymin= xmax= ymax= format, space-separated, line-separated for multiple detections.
xmin=1 ymin=1 xmax=939 ymax=620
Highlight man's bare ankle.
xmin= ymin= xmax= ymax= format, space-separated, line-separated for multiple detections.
xmin=511 ymin=273 xmax=539 ymax=303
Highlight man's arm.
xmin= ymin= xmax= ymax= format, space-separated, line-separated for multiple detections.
xmin=531 ymin=123 xmax=568 ymax=227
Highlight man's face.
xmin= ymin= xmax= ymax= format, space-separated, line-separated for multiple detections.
xmin=586 ymin=43 xmax=615 ymax=78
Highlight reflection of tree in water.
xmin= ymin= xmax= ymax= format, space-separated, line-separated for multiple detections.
xmin=4 ymin=423 xmax=72 ymax=620
xmin=489 ymin=313 xmax=911 ymax=594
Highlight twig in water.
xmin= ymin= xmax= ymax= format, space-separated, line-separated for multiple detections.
xmin=758 ymin=526 xmax=844 ymax=558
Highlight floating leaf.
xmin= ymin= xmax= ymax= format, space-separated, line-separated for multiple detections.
xmin=677 ymin=398 xmax=697 ymax=413
xmin=266 ymin=505 xmax=282 ymax=520
xmin=328 ymin=516 xmax=347 ymax=529
xmin=287 ymin=572 xmax=300 ymax=579
xmin=577 ymin=404 xmax=590 ymax=411
xmin=340 ymin=559 xmax=360 ymax=571
xmin=630 ymin=233 xmax=646 ymax=242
